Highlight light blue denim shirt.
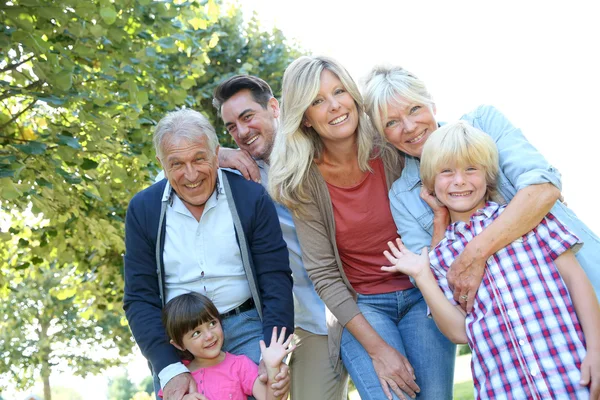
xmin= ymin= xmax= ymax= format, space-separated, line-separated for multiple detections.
xmin=389 ymin=104 xmax=600 ymax=300
xmin=257 ymin=160 xmax=328 ymax=335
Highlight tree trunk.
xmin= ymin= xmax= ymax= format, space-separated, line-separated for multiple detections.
xmin=41 ymin=363 xmax=51 ymax=400
xmin=39 ymin=319 xmax=52 ymax=400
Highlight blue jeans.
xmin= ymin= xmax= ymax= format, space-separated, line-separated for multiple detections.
xmin=221 ymin=307 xmax=263 ymax=364
xmin=152 ymin=307 xmax=263 ymax=399
xmin=341 ymin=288 xmax=456 ymax=400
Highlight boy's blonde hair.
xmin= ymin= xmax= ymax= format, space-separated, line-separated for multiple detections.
xmin=420 ymin=120 xmax=499 ymax=201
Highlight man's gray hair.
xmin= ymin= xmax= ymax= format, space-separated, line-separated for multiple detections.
xmin=153 ymin=109 xmax=220 ymax=160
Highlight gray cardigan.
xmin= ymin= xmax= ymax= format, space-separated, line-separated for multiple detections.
xmin=291 ymin=150 xmax=403 ymax=371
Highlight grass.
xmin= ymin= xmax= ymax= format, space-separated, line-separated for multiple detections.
xmin=453 ymin=381 xmax=475 ymax=400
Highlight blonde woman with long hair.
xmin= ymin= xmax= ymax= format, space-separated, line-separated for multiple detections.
xmin=269 ymin=56 xmax=456 ymax=400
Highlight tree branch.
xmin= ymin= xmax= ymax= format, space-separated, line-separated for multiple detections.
xmin=0 ymin=80 xmax=44 ymax=102
xmin=0 ymin=135 xmax=34 ymax=143
xmin=0 ymin=55 xmax=36 ymax=73
xmin=0 ymin=100 xmax=37 ymax=131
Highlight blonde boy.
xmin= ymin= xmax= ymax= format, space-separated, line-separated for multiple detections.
xmin=382 ymin=121 xmax=600 ymax=399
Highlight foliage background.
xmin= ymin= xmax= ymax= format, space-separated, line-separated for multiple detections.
xmin=0 ymin=0 xmax=302 ymax=395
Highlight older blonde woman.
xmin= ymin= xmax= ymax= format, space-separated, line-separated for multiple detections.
xmin=362 ymin=64 xmax=600 ymax=311
xmin=269 ymin=56 xmax=456 ymax=400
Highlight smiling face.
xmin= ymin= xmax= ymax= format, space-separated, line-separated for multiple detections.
xmin=383 ymin=99 xmax=438 ymax=158
xmin=159 ymin=134 xmax=219 ymax=218
xmin=434 ymin=163 xmax=488 ymax=223
xmin=221 ymin=89 xmax=279 ymax=162
xmin=303 ymin=69 xmax=359 ymax=146
xmin=173 ymin=318 xmax=224 ymax=366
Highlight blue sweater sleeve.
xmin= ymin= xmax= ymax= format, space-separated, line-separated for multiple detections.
xmin=123 ymin=190 xmax=179 ymax=374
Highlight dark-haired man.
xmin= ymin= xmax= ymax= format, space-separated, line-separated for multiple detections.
xmin=213 ymin=75 xmax=349 ymax=400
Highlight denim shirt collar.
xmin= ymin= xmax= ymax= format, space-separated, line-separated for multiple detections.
xmin=400 ymin=155 xmax=422 ymax=191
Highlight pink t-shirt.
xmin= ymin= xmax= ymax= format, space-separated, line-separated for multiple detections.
xmin=159 ymin=353 xmax=258 ymax=399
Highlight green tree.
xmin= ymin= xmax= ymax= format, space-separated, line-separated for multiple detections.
xmin=0 ymin=0 xmax=302 ymax=398
xmin=0 ymin=215 xmax=132 ymax=400
xmin=138 ymin=376 xmax=154 ymax=395
xmin=108 ymin=373 xmax=136 ymax=400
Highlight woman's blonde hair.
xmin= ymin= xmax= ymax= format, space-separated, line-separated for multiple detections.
xmin=420 ymin=120 xmax=499 ymax=201
xmin=269 ymin=56 xmax=394 ymax=211
xmin=363 ymin=65 xmax=435 ymax=138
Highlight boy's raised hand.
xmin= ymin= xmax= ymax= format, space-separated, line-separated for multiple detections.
xmin=580 ymin=351 xmax=600 ymax=399
xmin=260 ymin=327 xmax=296 ymax=371
xmin=382 ymin=238 xmax=430 ymax=280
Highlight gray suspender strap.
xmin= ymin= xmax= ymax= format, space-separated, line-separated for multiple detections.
xmin=156 ymin=189 xmax=169 ymax=307
xmin=221 ymin=172 xmax=263 ymax=320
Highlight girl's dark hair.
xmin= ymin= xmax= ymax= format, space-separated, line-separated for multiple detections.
xmin=162 ymin=293 xmax=221 ymax=360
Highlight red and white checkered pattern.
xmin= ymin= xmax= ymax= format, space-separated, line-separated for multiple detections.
xmin=430 ymin=202 xmax=589 ymax=400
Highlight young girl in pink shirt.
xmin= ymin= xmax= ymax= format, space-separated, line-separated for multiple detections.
xmin=160 ymin=292 xmax=294 ymax=400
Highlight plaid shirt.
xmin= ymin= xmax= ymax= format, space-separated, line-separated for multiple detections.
xmin=430 ymin=202 xmax=589 ymax=399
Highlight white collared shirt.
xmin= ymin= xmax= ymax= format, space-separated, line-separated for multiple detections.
xmin=159 ymin=169 xmax=252 ymax=388
xmin=161 ymin=168 xmax=251 ymax=313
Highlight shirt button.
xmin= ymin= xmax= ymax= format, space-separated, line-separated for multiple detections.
xmin=519 ymin=340 xmax=525 ymax=346
xmin=531 ymin=369 xmax=537 ymax=377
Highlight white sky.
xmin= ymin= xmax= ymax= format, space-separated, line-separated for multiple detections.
xmin=9 ymin=1 xmax=600 ymax=398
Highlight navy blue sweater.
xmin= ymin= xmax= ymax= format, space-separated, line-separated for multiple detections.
xmin=123 ymin=171 xmax=293 ymax=374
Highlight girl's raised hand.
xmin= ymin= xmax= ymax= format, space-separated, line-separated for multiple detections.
xmin=382 ymin=238 xmax=430 ymax=279
xmin=260 ymin=327 xmax=296 ymax=370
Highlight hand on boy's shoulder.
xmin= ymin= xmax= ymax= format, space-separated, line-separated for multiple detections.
xmin=447 ymin=244 xmax=486 ymax=312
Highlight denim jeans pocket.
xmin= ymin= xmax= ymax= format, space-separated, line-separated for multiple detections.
xmin=239 ymin=307 xmax=260 ymax=322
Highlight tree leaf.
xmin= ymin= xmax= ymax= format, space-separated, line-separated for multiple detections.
xmin=81 ymin=158 xmax=99 ymax=170
xmin=0 ymin=178 xmax=22 ymax=200
xmin=89 ymin=24 xmax=105 ymax=38
xmin=208 ymin=32 xmax=219 ymax=49
xmin=100 ymin=6 xmax=118 ymax=25
xmin=38 ymin=96 xmax=67 ymax=106
xmin=189 ymin=17 xmax=207 ymax=30
xmin=52 ymin=71 xmax=73 ymax=91
xmin=180 ymin=76 xmax=196 ymax=90
xmin=157 ymin=37 xmax=175 ymax=49
xmin=57 ymin=134 xmax=82 ymax=149
xmin=14 ymin=141 xmax=47 ymax=155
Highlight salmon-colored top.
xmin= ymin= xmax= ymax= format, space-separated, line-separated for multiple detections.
xmin=327 ymin=158 xmax=412 ymax=295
